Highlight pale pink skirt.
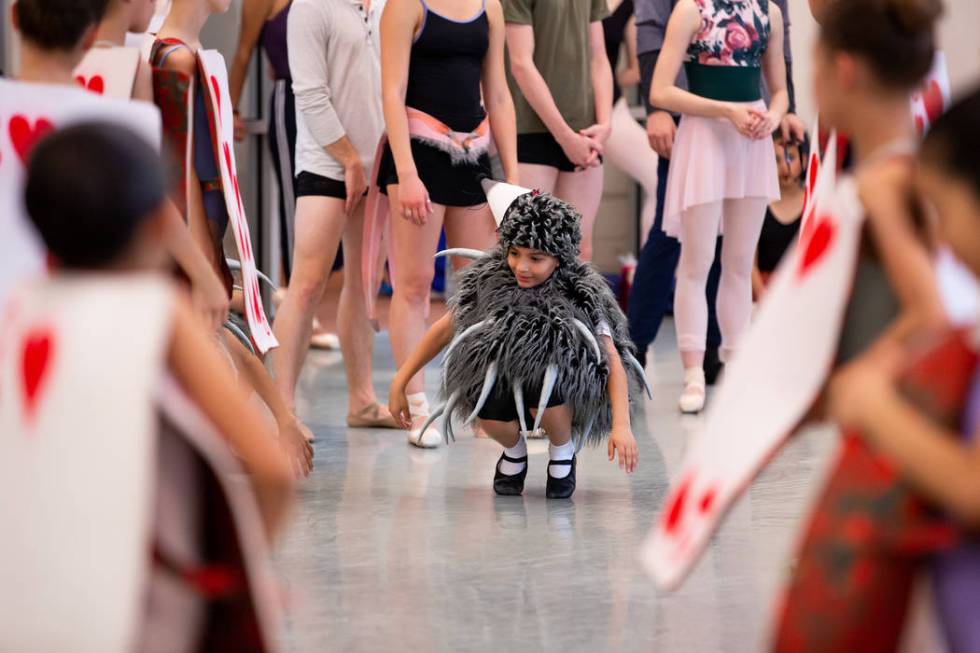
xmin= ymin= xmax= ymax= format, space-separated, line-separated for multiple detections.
xmin=662 ymin=100 xmax=780 ymax=241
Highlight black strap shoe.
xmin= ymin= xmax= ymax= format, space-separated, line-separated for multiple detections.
xmin=493 ymin=453 xmax=528 ymax=496
xmin=546 ymin=456 xmax=576 ymax=499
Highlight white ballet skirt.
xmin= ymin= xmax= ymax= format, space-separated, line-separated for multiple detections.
xmin=662 ymin=99 xmax=781 ymax=240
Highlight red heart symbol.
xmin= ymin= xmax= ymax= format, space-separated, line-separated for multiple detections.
xmin=698 ymin=487 xmax=718 ymax=514
xmin=250 ymin=277 xmax=263 ymax=322
xmin=662 ymin=474 xmax=693 ymax=534
xmin=921 ymin=79 xmax=944 ymax=123
xmin=222 ymin=142 xmax=245 ymax=217
xmin=9 ymin=115 xmax=55 ymax=163
xmin=21 ymin=328 xmax=54 ymax=421
xmin=75 ymin=74 xmax=105 ymax=95
xmin=210 ymin=76 xmax=222 ymax=124
xmin=797 ymin=215 xmax=835 ymax=278
xmin=807 ymin=154 xmax=819 ymax=194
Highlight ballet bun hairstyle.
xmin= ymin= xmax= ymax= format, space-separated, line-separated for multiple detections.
xmin=820 ymin=0 xmax=943 ymax=90
xmin=921 ymin=86 xmax=980 ymax=198
xmin=13 ymin=0 xmax=111 ymax=50
xmin=25 ymin=122 xmax=167 ymax=269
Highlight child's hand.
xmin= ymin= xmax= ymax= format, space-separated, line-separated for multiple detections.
xmin=278 ymin=417 xmax=314 ymax=478
xmin=388 ymin=382 xmax=412 ymax=429
xmin=828 ymin=346 xmax=902 ymax=431
xmin=608 ymin=426 xmax=639 ymax=474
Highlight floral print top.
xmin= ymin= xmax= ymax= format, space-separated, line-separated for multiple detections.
xmin=686 ymin=0 xmax=770 ymax=68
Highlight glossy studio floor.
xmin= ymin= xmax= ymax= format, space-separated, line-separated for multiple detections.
xmin=274 ymin=319 xmax=839 ymax=652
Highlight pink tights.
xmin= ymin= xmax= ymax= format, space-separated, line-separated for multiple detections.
xmin=674 ymin=198 xmax=768 ymax=358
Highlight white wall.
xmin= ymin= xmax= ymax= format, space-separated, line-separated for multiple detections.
xmin=787 ymin=0 xmax=980 ymax=126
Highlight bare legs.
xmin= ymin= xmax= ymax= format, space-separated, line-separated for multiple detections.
xmin=271 ymin=196 xmax=383 ymax=416
xmin=388 ymin=193 xmax=498 ymax=396
xmin=518 ymin=162 xmax=605 ymax=262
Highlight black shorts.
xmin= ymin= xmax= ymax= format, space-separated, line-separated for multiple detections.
xmin=517 ymin=132 xmax=577 ymax=173
xmin=477 ymin=379 xmax=565 ymax=424
xmin=293 ymin=171 xmax=346 ymax=270
xmin=296 ymin=170 xmax=346 ymax=199
xmin=376 ymin=139 xmax=491 ymax=208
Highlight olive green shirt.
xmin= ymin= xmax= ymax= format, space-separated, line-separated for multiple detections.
xmin=504 ymin=0 xmax=610 ymax=135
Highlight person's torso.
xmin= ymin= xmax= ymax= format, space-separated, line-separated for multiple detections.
xmin=259 ymin=0 xmax=293 ymax=81
xmin=506 ymin=0 xmax=603 ymax=134
xmin=406 ymin=0 xmax=489 ymax=132
xmin=294 ymin=0 xmax=386 ymax=175
xmin=757 ymin=206 xmax=800 ymax=273
xmin=685 ymin=0 xmax=769 ymax=67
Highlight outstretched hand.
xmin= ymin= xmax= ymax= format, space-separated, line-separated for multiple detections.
xmin=278 ymin=417 xmax=314 ymax=478
xmin=389 ymin=383 xmax=412 ymax=430
xmin=608 ymin=426 xmax=639 ymax=474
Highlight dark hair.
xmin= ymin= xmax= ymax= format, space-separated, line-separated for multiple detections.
xmin=921 ymin=85 xmax=980 ymax=196
xmin=820 ymin=0 xmax=943 ymax=90
xmin=773 ymin=131 xmax=811 ymax=186
xmin=25 ymin=122 xmax=167 ymax=269
xmin=13 ymin=0 xmax=110 ymax=50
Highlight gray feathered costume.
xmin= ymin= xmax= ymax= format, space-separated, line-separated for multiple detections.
xmin=421 ymin=181 xmax=652 ymax=450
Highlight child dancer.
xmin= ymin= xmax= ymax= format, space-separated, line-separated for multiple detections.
xmin=752 ymin=134 xmax=806 ymax=299
xmin=777 ymin=86 xmax=979 ymax=653
xmin=389 ymin=182 xmax=646 ymax=498
xmin=3 ymin=123 xmax=294 ymax=650
xmin=651 ymin=0 xmax=788 ymax=413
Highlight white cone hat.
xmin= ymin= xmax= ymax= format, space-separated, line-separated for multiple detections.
xmin=482 ymin=178 xmax=533 ymax=227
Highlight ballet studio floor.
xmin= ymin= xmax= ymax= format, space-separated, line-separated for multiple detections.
xmin=274 ymin=319 xmax=839 ymax=652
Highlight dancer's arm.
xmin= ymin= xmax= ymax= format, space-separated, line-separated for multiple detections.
xmin=230 ymin=0 xmax=273 ymax=139
xmin=829 ymin=351 xmax=980 ymax=528
xmin=389 ymin=312 xmax=456 ymax=427
xmin=651 ymin=0 xmax=762 ymax=137
xmin=505 ymin=23 xmax=594 ymax=168
xmin=604 ymin=336 xmax=639 ymax=474
xmin=580 ymin=21 xmax=614 ymax=160
xmin=163 ymin=200 xmax=229 ymax=332
xmin=617 ymin=18 xmax=641 ymax=89
xmin=482 ymin=0 xmax=520 ymax=183
xmin=168 ymin=295 xmax=294 ymax=543
xmin=222 ymin=331 xmax=314 ymax=478
xmin=380 ymin=0 xmax=433 ymax=224
xmin=749 ymin=3 xmax=788 ymax=139
xmin=859 ymin=161 xmax=947 ymax=343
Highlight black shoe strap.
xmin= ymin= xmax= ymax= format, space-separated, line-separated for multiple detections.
xmin=501 ymin=453 xmax=528 ymax=464
xmin=548 ymin=459 xmax=574 ymax=466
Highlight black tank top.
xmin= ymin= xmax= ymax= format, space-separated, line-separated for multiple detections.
xmin=404 ymin=0 xmax=489 ymax=132
xmin=757 ymin=207 xmax=801 ymax=273
xmin=603 ymin=0 xmax=633 ymax=104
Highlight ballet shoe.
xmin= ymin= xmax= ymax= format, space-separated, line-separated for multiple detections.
xmin=493 ymin=453 xmax=528 ymax=496
xmin=678 ymin=368 xmax=706 ymax=414
xmin=546 ymin=456 xmax=577 ymax=499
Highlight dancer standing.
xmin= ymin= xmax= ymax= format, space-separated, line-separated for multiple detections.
xmin=374 ymin=0 xmax=519 ymax=448
xmin=389 ymin=183 xmax=645 ymax=498
xmin=651 ymin=0 xmax=788 ymax=413
xmin=626 ymin=0 xmax=802 ymax=380
xmin=269 ymin=0 xmax=397 ymax=427
xmin=504 ymin=0 xmax=613 ymax=262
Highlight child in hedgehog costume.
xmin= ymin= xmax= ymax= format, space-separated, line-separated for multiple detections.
xmin=389 ymin=181 xmax=651 ymax=499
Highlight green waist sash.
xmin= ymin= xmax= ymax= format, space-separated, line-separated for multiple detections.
xmin=684 ymin=63 xmax=762 ymax=102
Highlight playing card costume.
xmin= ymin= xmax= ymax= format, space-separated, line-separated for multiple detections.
xmin=419 ymin=180 xmax=651 ymax=447
xmin=0 ymin=278 xmax=280 ymax=652
xmin=150 ymin=38 xmax=233 ymax=295
xmin=774 ymin=329 xmax=977 ymax=653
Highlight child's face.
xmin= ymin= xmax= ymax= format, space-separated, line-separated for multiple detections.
xmin=917 ymin=161 xmax=980 ymax=275
xmin=507 ymin=246 xmax=559 ymax=289
xmin=774 ymin=140 xmax=802 ymax=187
